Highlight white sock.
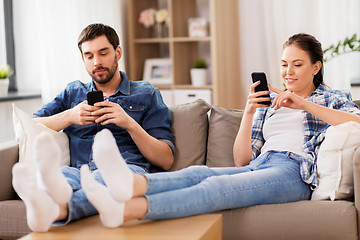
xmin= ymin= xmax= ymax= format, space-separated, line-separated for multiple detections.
xmin=12 ymin=163 xmax=60 ymax=232
xmin=92 ymin=129 xmax=134 ymax=202
xmin=34 ymin=132 xmax=72 ymax=205
xmin=80 ymin=165 xmax=125 ymax=228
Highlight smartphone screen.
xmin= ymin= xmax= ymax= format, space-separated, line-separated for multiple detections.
xmin=87 ymin=90 xmax=104 ymax=106
xmin=251 ymin=72 xmax=271 ymax=106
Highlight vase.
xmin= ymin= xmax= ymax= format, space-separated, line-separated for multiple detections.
xmin=0 ymin=78 xmax=9 ymax=96
xmin=190 ymin=69 xmax=208 ymax=86
xmin=153 ymin=23 xmax=165 ymax=38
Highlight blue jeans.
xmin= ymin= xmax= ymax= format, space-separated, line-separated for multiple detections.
xmin=54 ymin=164 xmax=147 ymax=225
xmin=143 ymin=151 xmax=311 ymax=220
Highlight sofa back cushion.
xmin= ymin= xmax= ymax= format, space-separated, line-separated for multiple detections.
xmin=167 ymin=99 xmax=211 ymax=171
xmin=207 ymin=105 xmax=243 ymax=167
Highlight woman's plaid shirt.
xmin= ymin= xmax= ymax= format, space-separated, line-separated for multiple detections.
xmin=251 ymin=85 xmax=360 ymax=189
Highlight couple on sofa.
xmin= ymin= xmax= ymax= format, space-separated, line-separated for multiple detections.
xmin=12 ymin=23 xmax=360 ymax=232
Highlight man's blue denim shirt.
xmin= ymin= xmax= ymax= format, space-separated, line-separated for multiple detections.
xmin=34 ymin=71 xmax=175 ymax=172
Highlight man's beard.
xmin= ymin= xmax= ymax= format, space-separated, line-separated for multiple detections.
xmin=90 ymin=57 xmax=118 ymax=85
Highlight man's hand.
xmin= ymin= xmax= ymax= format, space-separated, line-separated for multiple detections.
xmin=70 ymin=100 xmax=102 ymax=126
xmin=91 ymin=101 xmax=136 ymax=130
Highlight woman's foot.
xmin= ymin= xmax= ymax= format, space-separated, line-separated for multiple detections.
xmin=92 ymin=129 xmax=134 ymax=202
xmin=81 ymin=165 xmax=125 ymax=228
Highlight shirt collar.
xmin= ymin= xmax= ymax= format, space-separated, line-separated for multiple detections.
xmin=309 ymin=84 xmax=326 ymax=98
xmin=116 ymin=71 xmax=131 ymax=96
xmin=89 ymin=71 xmax=130 ymax=96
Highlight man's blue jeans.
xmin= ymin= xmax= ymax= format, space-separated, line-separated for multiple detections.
xmin=54 ymin=164 xmax=147 ymax=225
xmin=143 ymin=151 xmax=311 ymax=220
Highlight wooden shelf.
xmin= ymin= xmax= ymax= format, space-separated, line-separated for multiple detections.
xmin=156 ymin=84 xmax=212 ymax=90
xmin=173 ymin=37 xmax=211 ymax=42
xmin=133 ymin=38 xmax=170 ymax=43
xmin=127 ymin=0 xmax=242 ymax=108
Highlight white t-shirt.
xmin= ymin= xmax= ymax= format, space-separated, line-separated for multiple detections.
xmin=260 ymin=107 xmax=306 ymax=158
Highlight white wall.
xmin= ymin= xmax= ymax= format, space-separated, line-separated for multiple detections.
xmin=238 ymin=0 xmax=271 ymax=106
xmin=10 ymin=0 xmax=360 ymax=108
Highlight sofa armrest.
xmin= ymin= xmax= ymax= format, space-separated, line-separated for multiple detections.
xmin=0 ymin=141 xmax=19 ymax=201
xmin=352 ymin=147 xmax=360 ymax=234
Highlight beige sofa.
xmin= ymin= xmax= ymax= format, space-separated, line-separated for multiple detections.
xmin=1 ymin=99 xmax=360 ymax=240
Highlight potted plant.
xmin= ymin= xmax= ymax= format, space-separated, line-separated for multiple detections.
xmin=0 ymin=65 xmax=13 ymax=96
xmin=190 ymin=58 xmax=208 ymax=86
xmin=323 ymin=33 xmax=360 ymax=62
xmin=323 ymin=33 xmax=360 ymax=85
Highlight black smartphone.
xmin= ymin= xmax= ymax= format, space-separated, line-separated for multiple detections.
xmin=87 ymin=90 xmax=104 ymax=106
xmin=251 ymin=72 xmax=271 ymax=106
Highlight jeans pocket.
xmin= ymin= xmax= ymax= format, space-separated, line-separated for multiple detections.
xmin=286 ymin=152 xmax=303 ymax=165
xmin=299 ymin=185 xmax=311 ymax=200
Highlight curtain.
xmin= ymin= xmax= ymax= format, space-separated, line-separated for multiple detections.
xmin=13 ymin=0 xmax=127 ymax=103
xmin=0 ymin=0 xmax=7 ymax=66
xmin=262 ymin=0 xmax=360 ymax=90
xmin=239 ymin=0 xmax=360 ymax=106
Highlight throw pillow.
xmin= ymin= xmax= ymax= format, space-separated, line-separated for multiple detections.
xmin=311 ymin=121 xmax=360 ymax=201
xmin=207 ymin=105 xmax=244 ymax=167
xmin=167 ymin=99 xmax=211 ymax=171
xmin=12 ymin=104 xmax=70 ymax=172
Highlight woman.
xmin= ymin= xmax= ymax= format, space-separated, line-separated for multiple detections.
xmin=14 ymin=33 xmax=360 ymax=230
xmin=77 ymin=33 xmax=360 ymax=228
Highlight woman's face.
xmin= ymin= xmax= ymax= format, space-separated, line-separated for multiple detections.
xmin=280 ymin=45 xmax=321 ymax=98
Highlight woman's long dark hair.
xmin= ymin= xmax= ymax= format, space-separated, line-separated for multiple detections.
xmin=283 ymin=33 xmax=324 ymax=88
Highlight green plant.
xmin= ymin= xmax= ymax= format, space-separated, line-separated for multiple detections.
xmin=192 ymin=58 xmax=207 ymax=69
xmin=323 ymin=33 xmax=360 ymax=62
xmin=0 ymin=65 xmax=13 ymax=79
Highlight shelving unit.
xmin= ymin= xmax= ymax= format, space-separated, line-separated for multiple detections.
xmin=127 ymin=0 xmax=242 ymax=108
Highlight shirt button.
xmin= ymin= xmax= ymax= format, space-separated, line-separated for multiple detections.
xmin=129 ymin=106 xmax=133 ymax=109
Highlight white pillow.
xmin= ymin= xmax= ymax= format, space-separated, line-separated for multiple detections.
xmin=12 ymin=104 xmax=70 ymax=172
xmin=311 ymin=121 xmax=360 ymax=201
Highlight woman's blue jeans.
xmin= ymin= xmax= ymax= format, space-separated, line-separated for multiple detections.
xmin=54 ymin=164 xmax=147 ymax=225
xmin=143 ymin=151 xmax=311 ymax=220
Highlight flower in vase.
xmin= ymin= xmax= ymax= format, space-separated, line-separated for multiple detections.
xmin=139 ymin=8 xmax=156 ymax=28
xmin=155 ymin=9 xmax=169 ymax=24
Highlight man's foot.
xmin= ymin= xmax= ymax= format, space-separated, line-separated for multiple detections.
xmin=12 ymin=163 xmax=60 ymax=232
xmin=34 ymin=132 xmax=72 ymax=205
xmin=92 ymin=129 xmax=134 ymax=202
xmin=81 ymin=165 xmax=125 ymax=228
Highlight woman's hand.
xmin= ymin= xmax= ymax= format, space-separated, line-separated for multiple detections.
xmin=244 ymin=81 xmax=271 ymax=115
xmin=269 ymin=86 xmax=306 ymax=110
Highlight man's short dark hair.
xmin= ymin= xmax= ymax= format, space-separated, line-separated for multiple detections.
xmin=78 ymin=23 xmax=120 ymax=54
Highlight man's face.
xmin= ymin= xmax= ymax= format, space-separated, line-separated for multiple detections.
xmin=81 ymin=35 xmax=121 ymax=85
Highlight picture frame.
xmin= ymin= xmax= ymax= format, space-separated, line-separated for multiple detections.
xmin=188 ymin=18 xmax=208 ymax=37
xmin=143 ymin=58 xmax=172 ymax=85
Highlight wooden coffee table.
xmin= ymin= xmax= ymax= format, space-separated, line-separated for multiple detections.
xmin=19 ymin=214 xmax=222 ymax=240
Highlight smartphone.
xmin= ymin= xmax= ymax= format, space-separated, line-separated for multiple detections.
xmin=251 ymin=72 xmax=271 ymax=106
xmin=87 ymin=90 xmax=104 ymax=106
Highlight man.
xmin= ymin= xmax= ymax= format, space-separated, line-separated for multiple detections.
xmin=12 ymin=23 xmax=174 ymax=232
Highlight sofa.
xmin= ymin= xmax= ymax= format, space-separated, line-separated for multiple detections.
xmin=1 ymin=99 xmax=360 ymax=240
